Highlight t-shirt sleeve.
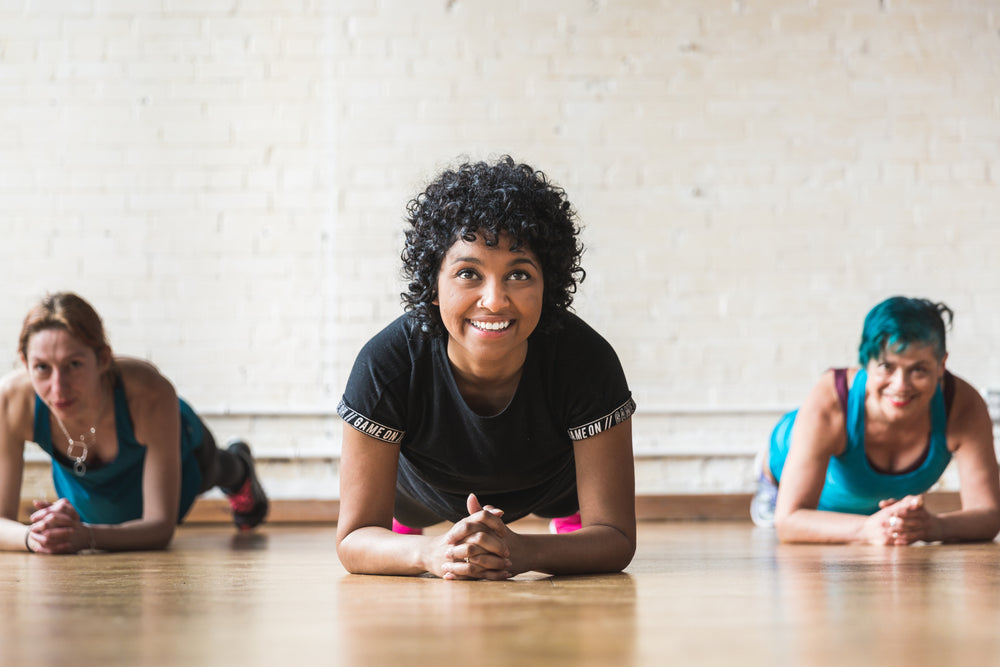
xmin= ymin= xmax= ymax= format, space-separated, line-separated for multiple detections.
xmin=337 ymin=317 xmax=412 ymax=445
xmin=566 ymin=395 xmax=636 ymax=441
xmin=554 ymin=317 xmax=636 ymax=442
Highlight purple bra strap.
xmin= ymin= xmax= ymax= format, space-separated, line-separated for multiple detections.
xmin=833 ymin=367 xmax=849 ymax=413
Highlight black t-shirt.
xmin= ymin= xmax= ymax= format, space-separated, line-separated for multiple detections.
xmin=338 ymin=312 xmax=635 ymax=522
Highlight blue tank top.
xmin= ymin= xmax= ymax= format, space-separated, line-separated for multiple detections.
xmin=33 ymin=380 xmax=204 ymax=524
xmin=768 ymin=368 xmax=952 ymax=515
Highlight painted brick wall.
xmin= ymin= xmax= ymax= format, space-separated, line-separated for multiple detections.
xmin=2 ymin=1 xmax=998 ymax=501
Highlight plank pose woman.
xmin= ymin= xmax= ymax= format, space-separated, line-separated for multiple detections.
xmin=752 ymin=296 xmax=1000 ymax=544
xmin=0 ymin=292 xmax=269 ymax=553
xmin=336 ymin=156 xmax=636 ymax=579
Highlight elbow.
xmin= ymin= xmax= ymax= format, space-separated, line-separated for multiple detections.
xmin=336 ymin=547 xmax=379 ymax=576
xmin=977 ymin=510 xmax=1000 ymax=543
xmin=157 ymin=531 xmax=176 ymax=550
xmin=336 ymin=546 xmax=364 ymax=575
xmin=335 ymin=533 xmax=370 ymax=575
xmin=598 ymin=529 xmax=637 ymax=573
xmin=619 ymin=531 xmax=638 ymax=570
xmin=612 ymin=542 xmax=637 ymax=572
xmin=773 ymin=514 xmax=795 ymax=543
xmin=149 ymin=523 xmax=176 ymax=551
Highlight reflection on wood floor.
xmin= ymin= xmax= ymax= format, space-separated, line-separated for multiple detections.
xmin=1 ymin=520 xmax=997 ymax=666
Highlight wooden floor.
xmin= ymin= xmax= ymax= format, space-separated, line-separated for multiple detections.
xmin=2 ymin=520 xmax=998 ymax=667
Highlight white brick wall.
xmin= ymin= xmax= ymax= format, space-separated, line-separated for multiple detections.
xmin=2 ymin=1 xmax=998 ymax=500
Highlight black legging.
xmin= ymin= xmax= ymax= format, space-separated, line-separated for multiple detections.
xmin=189 ymin=417 xmax=247 ymax=494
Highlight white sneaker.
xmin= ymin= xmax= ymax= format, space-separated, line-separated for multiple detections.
xmin=749 ymin=451 xmax=777 ymax=528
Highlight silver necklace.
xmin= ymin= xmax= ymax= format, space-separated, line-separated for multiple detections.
xmin=52 ymin=387 xmax=107 ymax=477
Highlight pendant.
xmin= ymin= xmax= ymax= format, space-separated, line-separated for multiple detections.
xmin=67 ymin=441 xmax=88 ymax=477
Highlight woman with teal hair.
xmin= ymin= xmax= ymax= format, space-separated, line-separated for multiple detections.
xmin=751 ymin=296 xmax=1000 ymax=544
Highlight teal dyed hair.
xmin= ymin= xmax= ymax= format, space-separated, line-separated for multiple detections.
xmin=858 ymin=296 xmax=953 ymax=366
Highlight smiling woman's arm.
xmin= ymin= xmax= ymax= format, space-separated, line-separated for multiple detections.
xmin=928 ymin=378 xmax=1000 ymax=542
xmin=773 ymin=370 xmax=891 ymax=544
xmin=501 ymin=419 xmax=636 ymax=576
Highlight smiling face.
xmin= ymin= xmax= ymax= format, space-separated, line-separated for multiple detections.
xmin=22 ymin=327 xmax=109 ymax=424
xmin=433 ymin=233 xmax=544 ymax=378
xmin=865 ymin=342 xmax=946 ymax=422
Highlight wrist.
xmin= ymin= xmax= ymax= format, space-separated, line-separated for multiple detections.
xmin=927 ymin=515 xmax=945 ymax=543
xmin=415 ymin=536 xmax=438 ymax=574
xmin=24 ymin=528 xmax=35 ymax=553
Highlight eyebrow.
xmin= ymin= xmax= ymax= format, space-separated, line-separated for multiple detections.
xmin=29 ymin=351 xmax=89 ymax=362
xmin=447 ymin=255 xmax=538 ymax=268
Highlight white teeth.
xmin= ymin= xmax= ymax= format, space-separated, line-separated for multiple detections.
xmin=470 ymin=320 xmax=511 ymax=331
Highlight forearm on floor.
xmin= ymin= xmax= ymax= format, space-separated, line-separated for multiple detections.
xmin=935 ymin=508 xmax=1000 ymax=543
xmin=775 ymin=509 xmax=868 ymax=544
xmin=0 ymin=517 xmax=32 ymax=552
xmin=87 ymin=519 xmax=176 ymax=552
xmin=513 ymin=524 xmax=636 ymax=576
xmin=337 ymin=526 xmax=434 ymax=576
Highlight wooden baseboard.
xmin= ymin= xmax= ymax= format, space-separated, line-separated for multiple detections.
xmin=185 ymin=499 xmax=341 ymax=524
xmin=21 ymin=492 xmax=964 ymax=525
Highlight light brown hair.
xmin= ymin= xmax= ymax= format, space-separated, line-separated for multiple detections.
xmin=18 ymin=292 xmax=116 ymax=375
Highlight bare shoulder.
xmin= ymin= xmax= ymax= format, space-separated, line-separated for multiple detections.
xmin=949 ymin=373 xmax=988 ymax=408
xmin=116 ymin=357 xmax=177 ymax=410
xmin=0 ymin=368 xmax=35 ymax=440
xmin=0 ymin=367 xmax=31 ymax=396
xmin=801 ymin=368 xmax=846 ymax=424
xmin=792 ymin=368 xmax=850 ymax=456
xmin=945 ymin=373 xmax=992 ymax=437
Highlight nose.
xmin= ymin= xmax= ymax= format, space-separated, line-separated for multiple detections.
xmin=478 ymin=278 xmax=509 ymax=312
xmin=52 ymin=369 xmax=70 ymax=396
xmin=889 ymin=368 xmax=910 ymax=390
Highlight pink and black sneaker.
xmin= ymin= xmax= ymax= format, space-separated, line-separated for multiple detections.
xmin=224 ymin=439 xmax=269 ymax=531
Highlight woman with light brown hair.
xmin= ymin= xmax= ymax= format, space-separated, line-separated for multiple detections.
xmin=0 ymin=292 xmax=269 ymax=553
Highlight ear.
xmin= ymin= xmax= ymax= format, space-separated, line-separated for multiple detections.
xmin=97 ymin=346 xmax=113 ymax=374
xmin=939 ymin=352 xmax=948 ymax=377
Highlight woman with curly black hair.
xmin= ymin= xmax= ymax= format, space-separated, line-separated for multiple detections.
xmin=336 ymin=156 xmax=636 ymax=579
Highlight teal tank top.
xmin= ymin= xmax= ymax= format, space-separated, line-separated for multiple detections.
xmin=768 ymin=368 xmax=952 ymax=515
xmin=33 ymin=380 xmax=204 ymax=525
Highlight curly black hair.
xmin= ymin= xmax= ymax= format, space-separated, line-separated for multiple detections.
xmin=401 ymin=156 xmax=585 ymax=338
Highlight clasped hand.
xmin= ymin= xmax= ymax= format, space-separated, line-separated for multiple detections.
xmin=433 ymin=493 xmax=514 ymax=581
xmin=26 ymin=498 xmax=89 ymax=554
xmin=866 ymin=495 xmax=941 ymax=545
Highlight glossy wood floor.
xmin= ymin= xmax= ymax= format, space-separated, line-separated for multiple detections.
xmin=2 ymin=520 xmax=998 ymax=666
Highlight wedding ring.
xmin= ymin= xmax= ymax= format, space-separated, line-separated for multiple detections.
xmin=889 ymin=516 xmax=899 ymax=528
